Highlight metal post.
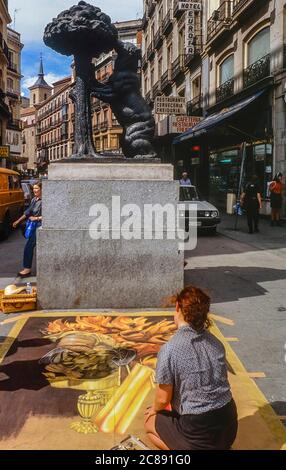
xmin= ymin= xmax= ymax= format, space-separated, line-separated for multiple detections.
xmin=234 ymin=141 xmax=247 ymax=231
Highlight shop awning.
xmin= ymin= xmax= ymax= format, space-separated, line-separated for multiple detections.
xmin=173 ymin=90 xmax=265 ymax=145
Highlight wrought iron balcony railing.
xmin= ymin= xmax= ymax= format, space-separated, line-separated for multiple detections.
xmin=147 ymin=40 xmax=155 ymax=60
xmin=161 ymin=69 xmax=172 ymax=90
xmin=8 ymin=62 xmax=18 ymax=73
xmin=154 ymin=27 xmax=163 ymax=50
xmin=153 ymin=80 xmax=161 ymax=98
xmin=243 ymin=54 xmax=271 ymax=89
xmin=187 ymin=94 xmax=203 ymax=117
xmin=171 ymin=55 xmax=185 ymax=81
xmin=233 ymin=0 xmax=263 ymax=15
xmin=162 ymin=11 xmax=173 ymax=36
xmin=216 ymin=77 xmax=234 ymax=103
xmin=147 ymin=1 xmax=156 ymax=17
xmin=207 ymin=1 xmax=233 ymax=43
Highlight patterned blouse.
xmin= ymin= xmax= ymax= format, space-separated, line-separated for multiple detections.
xmin=155 ymin=325 xmax=232 ymax=415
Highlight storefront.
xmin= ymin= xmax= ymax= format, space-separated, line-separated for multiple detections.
xmin=209 ymin=142 xmax=273 ymax=209
xmin=173 ymin=88 xmax=274 ymax=212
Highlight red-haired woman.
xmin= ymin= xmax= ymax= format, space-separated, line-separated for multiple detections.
xmin=144 ymin=286 xmax=238 ymax=450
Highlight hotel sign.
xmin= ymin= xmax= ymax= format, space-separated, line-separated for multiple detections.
xmin=182 ymin=1 xmax=202 ymax=56
xmin=155 ymin=96 xmax=186 ymax=115
xmin=178 ymin=2 xmax=202 ymax=11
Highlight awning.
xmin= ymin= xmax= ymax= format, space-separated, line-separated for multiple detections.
xmin=173 ymin=90 xmax=265 ymax=145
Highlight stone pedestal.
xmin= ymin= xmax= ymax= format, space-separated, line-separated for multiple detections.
xmin=37 ymin=163 xmax=184 ymax=309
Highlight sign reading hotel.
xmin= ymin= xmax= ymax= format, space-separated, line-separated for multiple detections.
xmin=178 ymin=2 xmax=202 ymax=11
xmin=169 ymin=115 xmax=202 ymax=134
xmin=0 ymin=146 xmax=10 ymax=159
xmin=182 ymin=1 xmax=202 ymax=56
xmin=155 ymin=96 xmax=186 ymax=115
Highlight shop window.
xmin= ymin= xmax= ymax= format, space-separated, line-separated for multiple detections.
xmin=247 ymin=27 xmax=270 ymax=66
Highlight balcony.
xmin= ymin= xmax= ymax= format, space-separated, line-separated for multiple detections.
xmin=243 ymin=54 xmax=270 ymax=89
xmin=147 ymin=40 xmax=155 ymax=61
xmin=7 ymin=119 xmax=22 ymax=130
xmin=142 ymin=13 xmax=148 ymax=30
xmin=173 ymin=1 xmax=185 ymax=19
xmin=187 ymin=94 xmax=203 ymax=117
xmin=171 ymin=55 xmax=185 ymax=81
xmin=147 ymin=1 xmax=156 ymax=17
xmin=153 ymin=80 xmax=161 ymax=98
xmin=145 ymin=90 xmax=153 ymax=105
xmin=233 ymin=0 xmax=263 ymax=17
xmin=6 ymin=88 xmax=18 ymax=99
xmin=216 ymin=78 xmax=234 ymax=103
xmin=0 ymin=33 xmax=9 ymax=61
xmin=162 ymin=11 xmax=173 ymax=36
xmin=161 ymin=69 xmax=172 ymax=90
xmin=8 ymin=62 xmax=18 ymax=73
xmin=154 ymin=27 xmax=163 ymax=50
xmin=99 ymin=120 xmax=108 ymax=131
xmin=207 ymin=1 xmax=233 ymax=44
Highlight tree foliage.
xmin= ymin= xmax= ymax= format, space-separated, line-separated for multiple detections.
xmin=44 ymin=1 xmax=118 ymax=57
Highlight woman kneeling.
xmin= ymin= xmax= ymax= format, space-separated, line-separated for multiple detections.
xmin=144 ymin=286 xmax=238 ymax=450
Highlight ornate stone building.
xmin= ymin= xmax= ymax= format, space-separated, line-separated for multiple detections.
xmin=0 ymin=1 xmax=24 ymax=169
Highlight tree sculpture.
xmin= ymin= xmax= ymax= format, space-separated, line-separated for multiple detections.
xmin=91 ymin=41 xmax=157 ymax=159
xmin=44 ymin=1 xmax=118 ymax=159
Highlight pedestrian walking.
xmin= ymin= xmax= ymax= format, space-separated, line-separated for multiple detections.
xmin=269 ymin=173 xmax=284 ymax=226
xmin=144 ymin=286 xmax=238 ymax=450
xmin=179 ymin=172 xmax=192 ymax=186
xmin=240 ymin=176 xmax=262 ymax=234
xmin=13 ymin=182 xmax=42 ymax=278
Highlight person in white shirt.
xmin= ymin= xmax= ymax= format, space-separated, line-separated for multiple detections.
xmin=180 ymin=172 xmax=192 ymax=186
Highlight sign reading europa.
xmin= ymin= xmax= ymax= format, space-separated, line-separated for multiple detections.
xmin=180 ymin=1 xmax=202 ymax=56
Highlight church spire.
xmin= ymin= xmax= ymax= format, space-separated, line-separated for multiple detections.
xmin=39 ymin=53 xmax=44 ymax=76
xmin=29 ymin=55 xmax=52 ymax=90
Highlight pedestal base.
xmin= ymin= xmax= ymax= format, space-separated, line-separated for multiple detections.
xmin=37 ymin=163 xmax=184 ymax=309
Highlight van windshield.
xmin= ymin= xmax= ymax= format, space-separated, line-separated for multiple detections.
xmin=180 ymin=186 xmax=199 ymax=201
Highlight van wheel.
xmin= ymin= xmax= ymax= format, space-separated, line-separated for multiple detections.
xmin=2 ymin=213 xmax=11 ymax=239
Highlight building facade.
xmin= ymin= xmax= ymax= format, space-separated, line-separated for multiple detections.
xmin=6 ymin=26 xmax=24 ymax=168
xmin=142 ymin=0 xmax=286 ymax=215
xmin=92 ymin=19 xmax=142 ymax=153
xmin=35 ymin=76 xmax=72 ymax=172
xmin=199 ymin=0 xmax=285 ymax=213
xmin=0 ymin=1 xmax=24 ymax=169
xmin=141 ymin=0 xmax=204 ymax=178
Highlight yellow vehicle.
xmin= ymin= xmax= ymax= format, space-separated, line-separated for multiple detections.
xmin=0 ymin=168 xmax=24 ymax=238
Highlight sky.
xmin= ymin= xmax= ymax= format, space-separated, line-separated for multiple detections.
xmin=8 ymin=0 xmax=143 ymax=96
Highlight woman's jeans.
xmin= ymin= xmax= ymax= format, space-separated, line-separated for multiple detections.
xmin=23 ymin=231 xmax=37 ymax=269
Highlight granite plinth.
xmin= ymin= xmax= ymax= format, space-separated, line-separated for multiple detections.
xmin=37 ymin=163 xmax=184 ymax=309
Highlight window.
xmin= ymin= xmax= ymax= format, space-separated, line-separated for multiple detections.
xmin=7 ymin=78 xmax=13 ymax=92
xmin=167 ymin=44 xmax=172 ymax=65
xmin=179 ymin=28 xmax=185 ymax=56
xmin=33 ymin=94 xmax=36 ymax=104
xmin=192 ymin=75 xmax=201 ymax=98
xmin=44 ymin=94 xmax=47 ymax=100
xmin=219 ymin=55 xmax=234 ymax=85
xmin=247 ymin=27 xmax=270 ymax=66
xmin=158 ymin=56 xmax=163 ymax=78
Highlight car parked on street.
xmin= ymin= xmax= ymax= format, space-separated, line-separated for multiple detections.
xmin=179 ymin=185 xmax=221 ymax=234
xmin=0 ymin=168 xmax=25 ymax=238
